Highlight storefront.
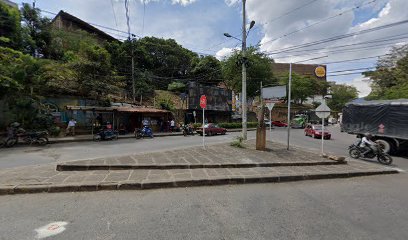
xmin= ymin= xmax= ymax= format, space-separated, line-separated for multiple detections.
xmin=65 ymin=106 xmax=171 ymax=134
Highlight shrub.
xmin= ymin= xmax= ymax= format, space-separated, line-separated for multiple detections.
xmin=230 ymin=136 xmax=244 ymax=148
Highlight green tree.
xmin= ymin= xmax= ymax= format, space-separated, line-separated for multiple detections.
xmin=327 ymin=83 xmax=358 ymax=111
xmin=222 ymin=47 xmax=276 ymax=97
xmin=279 ymin=73 xmax=316 ymax=104
xmin=191 ymin=55 xmax=223 ymax=85
xmin=0 ymin=2 xmax=22 ymax=50
xmin=364 ymin=44 xmax=408 ymax=99
xmin=20 ymin=3 xmax=52 ymax=58
xmin=0 ymin=46 xmax=40 ymax=98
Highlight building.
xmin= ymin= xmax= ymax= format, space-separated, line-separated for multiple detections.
xmin=0 ymin=0 xmax=17 ymax=8
xmin=51 ymin=10 xmax=118 ymax=42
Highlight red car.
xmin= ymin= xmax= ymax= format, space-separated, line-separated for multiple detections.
xmin=196 ymin=123 xmax=227 ymax=136
xmin=304 ymin=124 xmax=331 ymax=140
xmin=272 ymin=121 xmax=288 ymax=127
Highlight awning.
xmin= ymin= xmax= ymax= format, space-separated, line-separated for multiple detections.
xmin=66 ymin=105 xmax=170 ymax=113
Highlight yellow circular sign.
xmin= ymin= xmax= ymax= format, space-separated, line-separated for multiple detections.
xmin=315 ymin=66 xmax=326 ymax=78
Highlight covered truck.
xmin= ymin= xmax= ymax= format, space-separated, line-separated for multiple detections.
xmin=342 ymin=99 xmax=408 ymax=153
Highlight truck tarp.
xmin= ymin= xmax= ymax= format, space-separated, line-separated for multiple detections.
xmin=342 ymin=99 xmax=408 ymax=140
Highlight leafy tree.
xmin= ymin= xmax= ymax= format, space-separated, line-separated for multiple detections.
xmin=279 ymin=73 xmax=316 ymax=104
xmin=222 ymin=47 xmax=276 ymax=97
xmin=191 ymin=55 xmax=223 ymax=85
xmin=0 ymin=2 xmax=22 ymax=50
xmin=364 ymin=44 xmax=408 ymax=100
xmin=72 ymin=43 xmax=125 ymax=100
xmin=0 ymin=46 xmax=39 ymax=98
xmin=327 ymin=83 xmax=358 ymax=111
xmin=168 ymin=81 xmax=186 ymax=92
xmin=20 ymin=3 xmax=52 ymax=58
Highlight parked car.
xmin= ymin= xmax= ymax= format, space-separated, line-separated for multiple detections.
xmin=272 ymin=121 xmax=288 ymax=127
xmin=264 ymin=120 xmax=272 ymax=127
xmin=304 ymin=124 xmax=331 ymax=140
xmin=196 ymin=123 xmax=227 ymax=136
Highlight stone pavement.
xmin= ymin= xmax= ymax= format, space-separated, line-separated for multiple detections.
xmin=0 ymin=142 xmax=399 ymax=195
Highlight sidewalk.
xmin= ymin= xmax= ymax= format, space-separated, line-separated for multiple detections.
xmin=48 ymin=128 xmax=257 ymax=144
xmin=0 ymin=141 xmax=398 ymax=195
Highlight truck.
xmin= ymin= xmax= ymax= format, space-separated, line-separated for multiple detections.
xmin=342 ymin=99 xmax=408 ymax=153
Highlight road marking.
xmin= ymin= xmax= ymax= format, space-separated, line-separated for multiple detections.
xmin=35 ymin=222 xmax=68 ymax=239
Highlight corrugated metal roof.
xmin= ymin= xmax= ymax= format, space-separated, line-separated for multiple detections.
xmin=65 ymin=105 xmax=170 ymax=113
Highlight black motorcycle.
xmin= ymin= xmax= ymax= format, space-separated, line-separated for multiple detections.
xmin=93 ymin=129 xmax=119 ymax=141
xmin=5 ymin=130 xmax=49 ymax=147
xmin=348 ymin=140 xmax=393 ymax=165
xmin=182 ymin=125 xmax=194 ymax=136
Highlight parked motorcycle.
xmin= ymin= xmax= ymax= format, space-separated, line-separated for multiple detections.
xmin=5 ymin=130 xmax=49 ymax=147
xmin=182 ymin=124 xmax=194 ymax=136
xmin=135 ymin=126 xmax=154 ymax=139
xmin=93 ymin=129 xmax=119 ymax=141
xmin=348 ymin=140 xmax=393 ymax=165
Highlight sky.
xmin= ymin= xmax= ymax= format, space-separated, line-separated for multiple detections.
xmin=12 ymin=0 xmax=408 ymax=97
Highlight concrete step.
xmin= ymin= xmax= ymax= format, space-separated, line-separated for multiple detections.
xmin=56 ymin=160 xmax=346 ymax=171
xmin=0 ymin=164 xmax=399 ymax=195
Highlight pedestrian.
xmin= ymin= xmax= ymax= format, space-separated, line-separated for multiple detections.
xmin=66 ymin=118 xmax=77 ymax=136
xmin=170 ymin=119 xmax=175 ymax=132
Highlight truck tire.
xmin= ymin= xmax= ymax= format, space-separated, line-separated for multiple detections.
xmin=375 ymin=139 xmax=392 ymax=154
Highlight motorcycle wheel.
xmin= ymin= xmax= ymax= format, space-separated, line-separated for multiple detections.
xmin=5 ymin=138 xmax=17 ymax=147
xmin=93 ymin=135 xmax=101 ymax=141
xmin=37 ymin=137 xmax=48 ymax=146
xmin=349 ymin=148 xmax=360 ymax=159
xmin=135 ymin=132 xmax=142 ymax=139
xmin=378 ymin=154 xmax=393 ymax=165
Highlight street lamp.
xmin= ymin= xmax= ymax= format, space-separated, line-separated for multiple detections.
xmin=223 ymin=0 xmax=255 ymax=140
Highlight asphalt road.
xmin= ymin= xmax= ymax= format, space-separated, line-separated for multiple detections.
xmin=1 ymin=174 xmax=408 ymax=240
xmin=1 ymin=124 xmax=406 ymax=170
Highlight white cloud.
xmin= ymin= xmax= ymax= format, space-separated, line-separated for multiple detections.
xmin=348 ymin=77 xmax=372 ymax=97
xmin=215 ymin=47 xmax=238 ymax=60
xmin=171 ymin=0 xmax=197 ymax=6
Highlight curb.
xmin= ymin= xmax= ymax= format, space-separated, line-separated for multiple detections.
xmin=48 ymin=128 xmax=257 ymax=144
xmin=56 ymin=161 xmax=346 ymax=171
xmin=0 ymin=169 xmax=398 ymax=196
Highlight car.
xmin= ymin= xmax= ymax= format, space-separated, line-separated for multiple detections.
xmin=304 ymin=124 xmax=331 ymax=140
xmin=272 ymin=121 xmax=288 ymax=127
xmin=264 ymin=120 xmax=272 ymax=127
xmin=196 ymin=123 xmax=227 ymax=136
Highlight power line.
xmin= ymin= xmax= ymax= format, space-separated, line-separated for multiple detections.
xmin=260 ymin=0 xmax=377 ymax=47
xmin=260 ymin=19 xmax=408 ymax=55
xmin=263 ymin=0 xmax=320 ymax=26
xmin=110 ymin=0 xmax=118 ymax=27
xmin=268 ymin=32 xmax=408 ymax=55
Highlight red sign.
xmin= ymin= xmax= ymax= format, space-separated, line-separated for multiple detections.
xmin=200 ymin=95 xmax=207 ymax=109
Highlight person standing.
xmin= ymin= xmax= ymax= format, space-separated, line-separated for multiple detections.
xmin=170 ymin=119 xmax=175 ymax=132
xmin=66 ymin=118 xmax=77 ymax=136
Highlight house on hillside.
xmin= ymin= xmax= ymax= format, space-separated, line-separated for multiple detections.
xmin=51 ymin=10 xmax=118 ymax=43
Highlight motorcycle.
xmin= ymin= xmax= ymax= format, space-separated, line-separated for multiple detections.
xmin=182 ymin=124 xmax=194 ymax=136
xmin=348 ymin=140 xmax=393 ymax=165
xmin=5 ymin=130 xmax=49 ymax=147
xmin=135 ymin=126 xmax=154 ymax=139
xmin=93 ymin=129 xmax=119 ymax=141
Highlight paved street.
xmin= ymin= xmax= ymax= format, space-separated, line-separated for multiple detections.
xmin=1 ymin=125 xmax=407 ymax=170
xmin=1 ymin=174 xmax=408 ymax=240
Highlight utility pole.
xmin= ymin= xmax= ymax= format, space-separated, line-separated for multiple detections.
xmin=241 ymin=0 xmax=247 ymax=140
xmin=287 ymin=63 xmax=292 ymax=150
xmin=131 ymin=41 xmax=135 ymax=103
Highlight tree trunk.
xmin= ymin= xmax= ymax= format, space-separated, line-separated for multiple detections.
xmin=256 ymin=106 xmax=266 ymax=151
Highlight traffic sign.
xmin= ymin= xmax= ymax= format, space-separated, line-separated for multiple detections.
xmin=266 ymin=103 xmax=275 ymax=111
xmin=315 ymin=102 xmax=331 ymax=118
xmin=200 ymin=95 xmax=207 ymax=109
